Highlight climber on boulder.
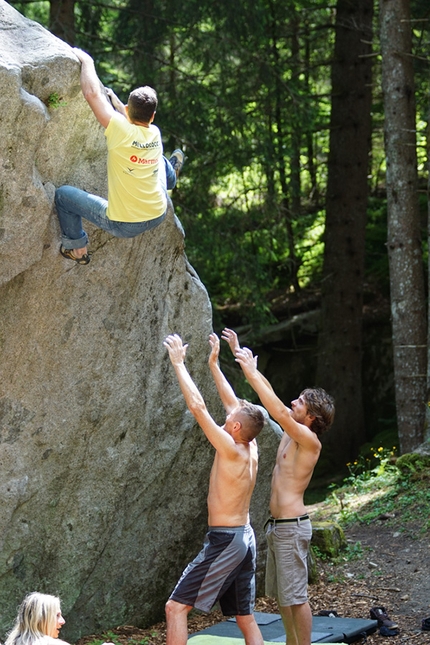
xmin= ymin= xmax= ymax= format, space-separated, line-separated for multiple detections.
xmin=55 ymin=47 xmax=184 ymax=265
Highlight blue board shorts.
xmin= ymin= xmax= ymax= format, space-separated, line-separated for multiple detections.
xmin=169 ymin=524 xmax=257 ymax=615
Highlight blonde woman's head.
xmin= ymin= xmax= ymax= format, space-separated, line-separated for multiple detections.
xmin=5 ymin=592 xmax=64 ymax=645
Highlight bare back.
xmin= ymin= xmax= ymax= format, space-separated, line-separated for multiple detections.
xmin=270 ymin=431 xmax=321 ymax=518
xmin=208 ymin=439 xmax=259 ymax=526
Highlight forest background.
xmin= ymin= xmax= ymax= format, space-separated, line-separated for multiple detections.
xmin=10 ymin=0 xmax=430 ymax=486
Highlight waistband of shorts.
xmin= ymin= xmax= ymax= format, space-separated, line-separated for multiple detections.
xmin=208 ymin=524 xmax=251 ymax=532
xmin=264 ymin=514 xmax=309 ymax=529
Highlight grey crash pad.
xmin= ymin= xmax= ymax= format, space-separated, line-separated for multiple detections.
xmin=189 ymin=611 xmax=378 ymax=643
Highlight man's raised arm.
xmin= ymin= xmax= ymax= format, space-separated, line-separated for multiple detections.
xmin=105 ymin=87 xmax=127 ymax=117
xmin=235 ymin=346 xmax=300 ymax=439
xmin=222 ymin=328 xmax=274 ymax=392
xmin=73 ymin=48 xmax=115 ymax=128
xmin=221 ymin=327 xmax=241 ymax=355
xmin=208 ymin=333 xmax=238 ymax=414
xmin=164 ymin=334 xmax=238 ymax=455
xmin=164 ymin=334 xmax=206 ymax=416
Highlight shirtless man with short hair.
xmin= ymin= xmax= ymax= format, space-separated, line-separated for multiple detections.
xmin=222 ymin=328 xmax=335 ymax=645
xmin=163 ymin=333 xmax=265 ymax=645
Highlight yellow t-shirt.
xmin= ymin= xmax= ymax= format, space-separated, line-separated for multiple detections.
xmin=105 ymin=112 xmax=167 ymax=222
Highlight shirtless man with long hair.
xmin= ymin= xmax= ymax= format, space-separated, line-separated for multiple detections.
xmin=222 ymin=328 xmax=335 ymax=645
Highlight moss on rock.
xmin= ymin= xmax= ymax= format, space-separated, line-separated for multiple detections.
xmin=311 ymin=521 xmax=346 ymax=558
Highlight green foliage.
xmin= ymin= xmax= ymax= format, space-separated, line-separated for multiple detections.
xmin=342 ymin=445 xmax=398 ymax=491
xmin=85 ymin=631 xmax=118 ymax=645
xmin=318 ymin=447 xmax=430 ymax=532
xmin=311 ymin=544 xmax=328 ymax=561
xmin=46 ymin=92 xmax=67 ymax=109
xmin=10 ymin=1 xmax=49 ymax=24
xmin=395 ymin=451 xmax=430 ymax=479
xmin=316 ymin=540 xmax=364 ymax=567
xmin=9 ymin=0 xmax=429 ymax=328
xmin=99 ymin=0 xmax=336 ymax=324
xmin=84 ymin=630 xmax=155 ymax=645
xmin=341 ymin=540 xmax=363 ymax=562
xmin=326 ymin=571 xmax=346 ymax=584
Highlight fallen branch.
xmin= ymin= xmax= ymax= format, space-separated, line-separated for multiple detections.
xmin=351 ymin=593 xmax=379 ymax=600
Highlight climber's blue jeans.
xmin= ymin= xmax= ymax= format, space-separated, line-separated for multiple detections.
xmin=55 ymin=156 xmax=176 ymax=250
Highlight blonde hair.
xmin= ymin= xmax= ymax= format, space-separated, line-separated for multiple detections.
xmin=5 ymin=592 xmax=60 ymax=645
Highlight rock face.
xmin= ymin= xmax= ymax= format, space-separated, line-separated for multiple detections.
xmin=0 ymin=2 xmax=279 ymax=640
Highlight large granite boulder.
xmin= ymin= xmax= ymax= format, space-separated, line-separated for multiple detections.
xmin=0 ymin=2 xmax=279 ymax=641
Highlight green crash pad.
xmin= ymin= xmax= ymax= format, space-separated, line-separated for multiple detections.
xmin=188 ymin=637 xmax=345 ymax=645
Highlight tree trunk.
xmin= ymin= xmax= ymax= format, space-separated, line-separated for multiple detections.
xmin=268 ymin=0 xmax=301 ymax=292
xmin=316 ymin=0 xmax=373 ymax=467
xmin=380 ymin=0 xmax=426 ymax=454
xmin=303 ymin=19 xmax=319 ymax=204
xmin=289 ymin=10 xmax=302 ymax=235
xmin=427 ymin=107 xmax=430 ymax=444
xmin=49 ymin=0 xmax=75 ymax=44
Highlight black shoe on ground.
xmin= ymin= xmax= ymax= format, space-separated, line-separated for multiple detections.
xmin=169 ymin=149 xmax=185 ymax=179
xmin=370 ymin=606 xmax=398 ymax=629
xmin=380 ymin=626 xmax=400 ymax=637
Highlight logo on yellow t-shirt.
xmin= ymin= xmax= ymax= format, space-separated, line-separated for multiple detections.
xmin=129 ymin=155 xmax=158 ymax=165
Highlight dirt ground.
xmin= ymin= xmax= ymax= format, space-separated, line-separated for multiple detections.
xmin=76 ymin=515 xmax=430 ymax=645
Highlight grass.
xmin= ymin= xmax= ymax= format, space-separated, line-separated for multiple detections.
xmin=312 ymin=446 xmax=430 ymax=534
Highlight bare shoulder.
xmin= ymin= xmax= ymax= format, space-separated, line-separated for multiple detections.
xmin=221 ymin=438 xmax=258 ymax=471
xmin=299 ymin=422 xmax=322 ymax=452
xmin=228 ymin=438 xmax=254 ymax=461
xmin=281 ymin=421 xmax=321 ymax=455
